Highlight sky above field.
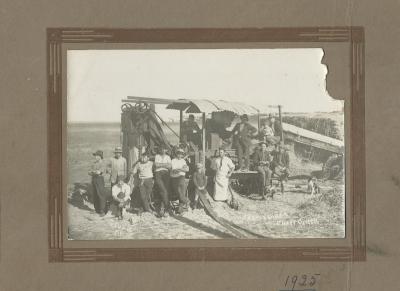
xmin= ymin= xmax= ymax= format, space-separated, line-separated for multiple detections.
xmin=67 ymin=49 xmax=343 ymax=122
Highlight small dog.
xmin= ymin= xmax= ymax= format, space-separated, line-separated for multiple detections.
xmin=307 ymin=177 xmax=320 ymax=195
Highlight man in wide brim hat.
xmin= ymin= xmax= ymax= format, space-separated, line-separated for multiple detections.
xmin=89 ymin=149 xmax=107 ymax=216
xmin=114 ymin=146 xmax=123 ymax=153
xmin=106 ymin=145 xmax=127 ymax=187
xmin=240 ymin=114 xmax=249 ymax=121
xmin=231 ymin=113 xmax=257 ymax=171
xmin=175 ymin=148 xmax=185 ymax=156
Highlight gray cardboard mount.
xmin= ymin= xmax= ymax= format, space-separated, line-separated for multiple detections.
xmin=1 ymin=1 xmax=399 ymax=290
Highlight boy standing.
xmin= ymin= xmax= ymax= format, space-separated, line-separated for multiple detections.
xmin=111 ymin=175 xmax=131 ymax=220
xmin=192 ymin=163 xmax=207 ymax=209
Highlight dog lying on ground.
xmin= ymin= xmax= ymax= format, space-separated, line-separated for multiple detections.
xmin=307 ymin=177 xmax=320 ymax=195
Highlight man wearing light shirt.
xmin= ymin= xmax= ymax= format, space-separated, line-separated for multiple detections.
xmin=154 ymin=146 xmax=172 ymax=217
xmin=170 ymin=148 xmax=189 ymax=214
xmin=111 ymin=175 xmax=131 ymax=220
xmin=107 ymin=146 xmax=127 ymax=188
xmin=136 ymin=152 xmax=154 ymax=213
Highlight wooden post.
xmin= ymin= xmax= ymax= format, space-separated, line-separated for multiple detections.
xmin=138 ymin=135 xmax=143 ymax=159
xmin=257 ymin=110 xmax=261 ymax=132
xmin=179 ymin=109 xmax=183 ymax=143
xmin=120 ymin=112 xmax=123 ymax=145
xmin=202 ymin=112 xmax=206 ymax=167
xmin=278 ymin=105 xmax=284 ymax=143
xmin=149 ymin=103 xmax=156 ymax=150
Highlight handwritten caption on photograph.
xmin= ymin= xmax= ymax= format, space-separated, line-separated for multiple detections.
xmin=280 ymin=274 xmax=320 ymax=291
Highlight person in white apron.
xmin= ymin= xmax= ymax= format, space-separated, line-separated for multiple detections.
xmin=212 ymin=148 xmax=235 ymax=201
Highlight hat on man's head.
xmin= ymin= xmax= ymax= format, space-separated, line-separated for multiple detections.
xmin=259 ymin=141 xmax=269 ymax=147
xmin=158 ymin=144 xmax=168 ymax=151
xmin=176 ymin=148 xmax=185 ymax=154
xmin=141 ymin=151 xmax=150 ymax=157
xmin=114 ymin=146 xmax=123 ymax=153
xmin=92 ymin=150 xmax=103 ymax=159
xmin=116 ymin=175 xmax=125 ymax=182
xmin=240 ymin=114 xmax=249 ymax=121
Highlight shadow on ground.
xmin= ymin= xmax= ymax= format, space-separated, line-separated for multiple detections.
xmin=171 ymin=214 xmax=235 ymax=239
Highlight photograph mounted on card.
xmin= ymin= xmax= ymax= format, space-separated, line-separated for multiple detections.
xmin=47 ymin=28 xmax=365 ymax=262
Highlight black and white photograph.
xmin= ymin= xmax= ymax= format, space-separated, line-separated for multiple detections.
xmin=67 ymin=48 xmax=345 ymax=240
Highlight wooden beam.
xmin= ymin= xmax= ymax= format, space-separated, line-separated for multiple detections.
xmin=179 ymin=110 xmax=183 ymax=143
xmin=126 ymin=96 xmax=177 ymax=104
xmin=278 ymin=105 xmax=284 ymax=143
xmin=202 ymin=112 xmax=206 ymax=166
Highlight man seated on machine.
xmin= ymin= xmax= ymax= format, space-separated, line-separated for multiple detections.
xmin=259 ymin=119 xmax=279 ymax=145
xmin=270 ymin=142 xmax=290 ymax=181
xmin=181 ymin=114 xmax=201 ymax=150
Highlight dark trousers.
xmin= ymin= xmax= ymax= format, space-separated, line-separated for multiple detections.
xmin=194 ymin=188 xmax=207 ymax=200
xmin=171 ymin=176 xmax=188 ymax=205
xmin=265 ymin=135 xmax=279 ymax=145
xmin=92 ymin=175 xmax=107 ymax=213
xmin=271 ymin=163 xmax=290 ymax=180
xmin=139 ymin=178 xmax=154 ymax=212
xmin=237 ymin=139 xmax=251 ymax=169
xmin=155 ymin=170 xmax=170 ymax=209
xmin=114 ymin=200 xmax=130 ymax=217
xmin=257 ymin=166 xmax=272 ymax=194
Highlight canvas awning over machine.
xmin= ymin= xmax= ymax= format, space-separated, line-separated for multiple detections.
xmin=122 ymin=96 xmax=261 ymax=166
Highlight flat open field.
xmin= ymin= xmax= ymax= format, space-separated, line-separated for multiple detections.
xmin=67 ymin=118 xmax=345 ymax=240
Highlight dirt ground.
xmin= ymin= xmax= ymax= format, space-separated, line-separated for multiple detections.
xmin=68 ymin=179 xmax=345 ymax=240
xmin=67 ymin=122 xmax=345 ymax=240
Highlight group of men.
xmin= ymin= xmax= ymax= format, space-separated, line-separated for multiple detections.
xmin=87 ymin=113 xmax=289 ymax=219
xmin=253 ymin=141 xmax=290 ymax=198
xmin=88 ymin=147 xmax=127 ymax=218
xmin=229 ymin=113 xmax=290 ymax=198
xmin=163 ymin=112 xmax=289 ymax=201
xmin=89 ymin=145 xmax=204 ymax=219
xmin=232 ymin=114 xmax=283 ymax=171
xmin=182 ymin=113 xmax=283 ymax=171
